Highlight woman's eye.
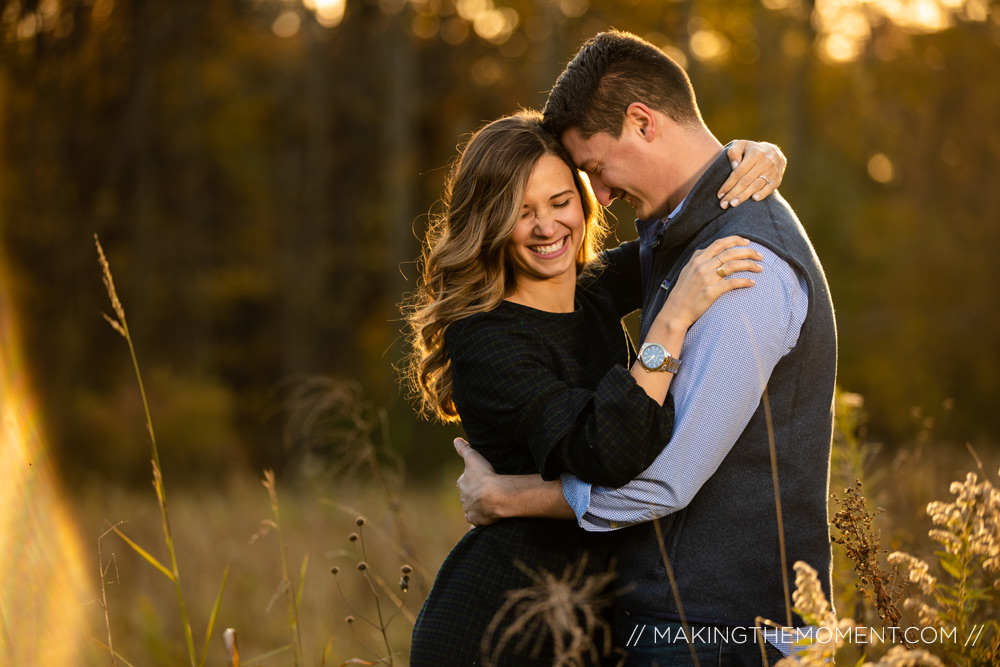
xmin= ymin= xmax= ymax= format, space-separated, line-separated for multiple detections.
xmin=553 ymin=200 xmax=569 ymax=208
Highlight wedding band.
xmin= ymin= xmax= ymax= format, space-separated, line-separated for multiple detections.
xmin=716 ymin=255 xmax=724 ymax=267
xmin=717 ymin=267 xmax=727 ymax=278
xmin=757 ymin=175 xmax=773 ymax=186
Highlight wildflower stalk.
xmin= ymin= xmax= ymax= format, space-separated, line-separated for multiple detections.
xmin=353 ymin=522 xmax=394 ymax=666
xmin=94 ymin=234 xmax=197 ymax=666
xmin=830 ymin=481 xmax=905 ymax=632
xmin=888 ymin=465 xmax=1000 ymax=667
xmin=97 ymin=522 xmax=123 ymax=667
xmin=262 ymin=470 xmax=303 ymax=666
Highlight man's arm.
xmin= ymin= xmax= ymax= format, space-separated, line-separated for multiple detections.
xmin=454 ymin=439 xmax=574 ymax=524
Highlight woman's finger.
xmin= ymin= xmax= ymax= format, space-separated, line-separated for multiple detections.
xmin=697 ymin=235 xmax=753 ymax=262
xmin=719 ymin=142 xmax=785 ymax=208
xmin=721 ymin=173 xmax=776 ymax=209
xmin=718 ymin=142 xmax=755 ymax=201
xmin=717 ymin=259 xmax=764 ymax=276
xmin=724 ymin=140 xmax=747 ymax=171
xmin=713 ymin=245 xmax=764 ymax=265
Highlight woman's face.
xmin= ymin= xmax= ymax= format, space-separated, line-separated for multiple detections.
xmin=506 ymin=154 xmax=585 ymax=289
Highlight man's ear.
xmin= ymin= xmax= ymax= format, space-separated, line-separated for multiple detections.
xmin=625 ymin=102 xmax=657 ymax=142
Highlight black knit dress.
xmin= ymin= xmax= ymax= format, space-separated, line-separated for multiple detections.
xmin=409 ymin=241 xmax=676 ymax=666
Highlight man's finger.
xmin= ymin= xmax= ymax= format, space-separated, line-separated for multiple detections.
xmin=453 ymin=437 xmax=469 ymax=455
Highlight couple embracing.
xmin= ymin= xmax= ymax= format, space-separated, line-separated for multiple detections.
xmin=404 ymin=30 xmax=836 ymax=667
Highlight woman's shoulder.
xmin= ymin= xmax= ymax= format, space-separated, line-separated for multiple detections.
xmin=446 ymin=303 xmax=540 ymax=353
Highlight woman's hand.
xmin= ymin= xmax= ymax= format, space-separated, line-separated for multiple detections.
xmin=651 ymin=236 xmax=763 ymax=334
xmin=718 ymin=141 xmax=786 ymax=209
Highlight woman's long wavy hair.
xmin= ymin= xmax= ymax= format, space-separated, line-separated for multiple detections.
xmin=404 ymin=111 xmax=608 ymax=422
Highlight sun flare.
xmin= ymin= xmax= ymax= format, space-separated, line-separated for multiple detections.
xmin=0 ymin=259 xmax=91 ymax=664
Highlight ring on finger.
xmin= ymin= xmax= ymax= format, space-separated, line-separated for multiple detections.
xmin=756 ymin=175 xmax=773 ymax=186
xmin=716 ymin=254 xmax=724 ymax=268
xmin=717 ymin=266 xmax=727 ymax=278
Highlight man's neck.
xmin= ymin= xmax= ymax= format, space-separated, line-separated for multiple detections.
xmin=661 ymin=126 xmax=723 ymax=215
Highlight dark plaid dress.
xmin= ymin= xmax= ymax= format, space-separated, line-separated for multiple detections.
xmin=410 ymin=241 xmax=676 ymax=666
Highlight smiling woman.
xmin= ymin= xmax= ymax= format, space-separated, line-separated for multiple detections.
xmin=505 ymin=154 xmax=587 ymax=313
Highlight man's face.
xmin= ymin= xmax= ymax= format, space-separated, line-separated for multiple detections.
xmin=561 ymin=125 xmax=670 ymax=221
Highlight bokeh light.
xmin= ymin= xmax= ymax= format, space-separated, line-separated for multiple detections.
xmin=272 ymin=10 xmax=301 ymax=38
xmin=303 ymin=0 xmax=347 ymax=28
xmin=867 ymin=153 xmax=895 ymax=183
xmin=813 ymin=0 xmax=989 ymax=62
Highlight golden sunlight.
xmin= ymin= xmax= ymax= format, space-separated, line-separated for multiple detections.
xmin=303 ymin=0 xmax=346 ymax=28
xmin=0 ymin=262 xmax=91 ymax=663
xmin=814 ymin=0 xmax=988 ymax=62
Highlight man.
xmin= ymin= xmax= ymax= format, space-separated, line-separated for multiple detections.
xmin=456 ymin=30 xmax=837 ymax=665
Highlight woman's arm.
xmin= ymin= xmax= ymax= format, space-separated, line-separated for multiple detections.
xmin=622 ymin=236 xmax=762 ymax=406
xmin=548 ymin=236 xmax=761 ymax=485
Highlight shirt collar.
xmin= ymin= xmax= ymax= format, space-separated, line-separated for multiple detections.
xmin=635 ymin=196 xmax=687 ymax=246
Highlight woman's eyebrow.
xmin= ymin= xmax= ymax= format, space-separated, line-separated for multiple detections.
xmin=549 ymin=189 xmax=574 ymax=200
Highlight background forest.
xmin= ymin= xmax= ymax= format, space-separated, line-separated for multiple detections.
xmin=2 ymin=0 xmax=1000 ymax=665
xmin=3 ymin=0 xmax=1000 ymax=480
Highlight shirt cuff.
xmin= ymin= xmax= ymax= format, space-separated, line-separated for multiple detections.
xmin=561 ymin=474 xmax=624 ymax=532
xmin=561 ymin=473 xmax=592 ymax=523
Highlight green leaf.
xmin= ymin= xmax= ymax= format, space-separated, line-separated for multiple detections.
xmin=197 ymin=564 xmax=230 ymax=667
xmin=320 ymin=636 xmax=336 ymax=667
xmin=939 ymin=557 xmax=961 ymax=579
xmin=242 ymin=644 xmax=292 ymax=664
xmin=110 ymin=524 xmax=175 ymax=582
xmin=967 ymin=587 xmax=992 ymax=602
xmin=296 ymin=554 xmax=309 ymax=609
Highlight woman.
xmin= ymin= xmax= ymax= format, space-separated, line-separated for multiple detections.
xmin=404 ymin=111 xmax=780 ymax=666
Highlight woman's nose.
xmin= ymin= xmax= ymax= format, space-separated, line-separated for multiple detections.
xmin=533 ymin=213 xmax=558 ymax=237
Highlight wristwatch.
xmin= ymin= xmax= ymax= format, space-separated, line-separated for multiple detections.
xmin=638 ymin=342 xmax=681 ymax=374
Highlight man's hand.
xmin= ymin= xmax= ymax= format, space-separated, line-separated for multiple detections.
xmin=454 ymin=438 xmax=577 ymax=525
xmin=455 ymin=437 xmax=502 ymax=526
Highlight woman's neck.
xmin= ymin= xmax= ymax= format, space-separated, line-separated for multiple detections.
xmin=505 ymin=274 xmax=576 ymax=313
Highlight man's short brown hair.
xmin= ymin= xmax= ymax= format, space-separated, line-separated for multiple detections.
xmin=543 ymin=30 xmax=703 ymax=140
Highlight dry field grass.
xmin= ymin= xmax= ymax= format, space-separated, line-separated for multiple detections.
xmin=74 ymin=472 xmax=469 ymax=666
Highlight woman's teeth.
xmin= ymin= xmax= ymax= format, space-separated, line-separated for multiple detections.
xmin=532 ymin=237 xmax=566 ymax=256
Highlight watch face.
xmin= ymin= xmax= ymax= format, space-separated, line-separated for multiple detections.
xmin=641 ymin=343 xmax=666 ymax=370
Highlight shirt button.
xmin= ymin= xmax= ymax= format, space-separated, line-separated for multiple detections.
xmin=610 ymin=521 xmax=620 ymax=529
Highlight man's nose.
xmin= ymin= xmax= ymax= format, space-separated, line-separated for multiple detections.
xmin=590 ymin=176 xmax=613 ymax=206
